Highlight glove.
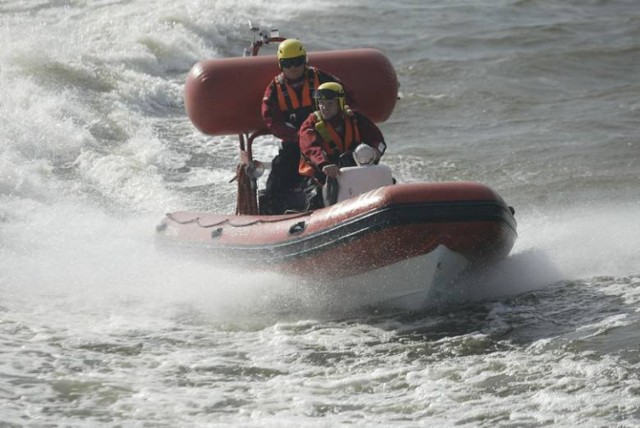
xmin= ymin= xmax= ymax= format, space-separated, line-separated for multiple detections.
xmin=322 ymin=164 xmax=341 ymax=178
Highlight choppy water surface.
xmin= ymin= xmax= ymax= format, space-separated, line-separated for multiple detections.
xmin=1 ymin=0 xmax=639 ymax=425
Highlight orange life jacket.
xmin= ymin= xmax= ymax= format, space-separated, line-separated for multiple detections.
xmin=275 ymin=67 xmax=320 ymax=127
xmin=299 ymin=112 xmax=361 ymax=177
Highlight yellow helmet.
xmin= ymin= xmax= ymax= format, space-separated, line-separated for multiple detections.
xmin=277 ymin=39 xmax=307 ymax=61
xmin=314 ymin=82 xmax=346 ymax=111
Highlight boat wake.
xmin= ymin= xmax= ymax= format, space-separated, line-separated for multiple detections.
xmin=2 ymin=197 xmax=638 ymax=324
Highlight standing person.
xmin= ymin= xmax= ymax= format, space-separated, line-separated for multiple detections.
xmin=298 ymin=82 xmax=387 ymax=210
xmin=261 ymin=39 xmax=354 ymax=214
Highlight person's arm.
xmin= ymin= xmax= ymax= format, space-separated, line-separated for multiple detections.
xmin=299 ymin=114 xmax=332 ymax=171
xmin=356 ymin=113 xmax=387 ymax=158
xmin=261 ymin=82 xmax=299 ymax=142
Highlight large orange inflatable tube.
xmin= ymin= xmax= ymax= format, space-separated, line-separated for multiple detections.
xmin=185 ymin=48 xmax=398 ymax=136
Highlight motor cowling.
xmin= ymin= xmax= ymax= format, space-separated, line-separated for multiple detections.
xmin=323 ymin=164 xmax=395 ymax=206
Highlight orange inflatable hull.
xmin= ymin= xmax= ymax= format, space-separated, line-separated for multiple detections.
xmin=155 ymin=181 xmax=517 ymax=310
xmin=157 ymin=182 xmax=516 ymax=263
xmin=184 ymin=49 xmax=399 ymax=136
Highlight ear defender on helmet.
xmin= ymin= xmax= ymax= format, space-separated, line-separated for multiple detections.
xmin=277 ymin=39 xmax=307 ymax=70
xmin=313 ymin=82 xmax=346 ymax=112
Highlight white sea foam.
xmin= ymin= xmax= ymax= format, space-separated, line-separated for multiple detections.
xmin=2 ymin=0 xmax=640 ymax=426
xmin=515 ymin=201 xmax=640 ymax=279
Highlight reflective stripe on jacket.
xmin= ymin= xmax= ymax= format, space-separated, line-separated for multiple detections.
xmin=275 ymin=67 xmax=320 ymax=113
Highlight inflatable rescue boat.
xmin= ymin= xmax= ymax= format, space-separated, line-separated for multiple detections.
xmin=155 ymin=30 xmax=517 ymax=310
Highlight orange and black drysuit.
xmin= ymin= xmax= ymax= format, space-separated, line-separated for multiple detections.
xmin=260 ymin=67 xmax=354 ymax=214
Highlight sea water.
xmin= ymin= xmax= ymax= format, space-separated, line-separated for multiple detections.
xmin=1 ymin=0 xmax=639 ymax=425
